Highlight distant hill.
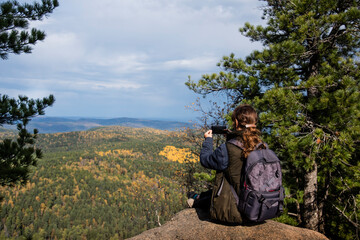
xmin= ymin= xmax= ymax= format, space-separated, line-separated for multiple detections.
xmin=3 ymin=117 xmax=193 ymax=133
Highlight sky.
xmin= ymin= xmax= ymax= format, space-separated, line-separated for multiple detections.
xmin=0 ymin=0 xmax=265 ymax=122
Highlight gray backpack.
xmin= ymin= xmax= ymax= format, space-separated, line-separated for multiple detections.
xmin=228 ymin=140 xmax=285 ymax=222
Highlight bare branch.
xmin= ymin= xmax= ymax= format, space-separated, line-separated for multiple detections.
xmin=287 ymin=212 xmax=299 ymax=217
xmin=332 ymin=204 xmax=359 ymax=228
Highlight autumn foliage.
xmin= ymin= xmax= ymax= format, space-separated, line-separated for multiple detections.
xmin=0 ymin=126 xmax=189 ymax=239
xmin=159 ymin=146 xmax=198 ymax=164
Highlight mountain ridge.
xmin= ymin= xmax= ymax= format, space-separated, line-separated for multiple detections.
xmin=2 ymin=116 xmax=193 ymax=133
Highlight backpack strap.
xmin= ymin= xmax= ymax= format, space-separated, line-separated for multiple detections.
xmin=226 ymin=139 xmax=245 ymax=189
xmin=255 ymin=142 xmax=268 ymax=150
xmin=229 ymin=139 xmax=268 ymax=151
xmin=267 ymin=186 xmax=284 ymax=216
xmin=227 ymin=139 xmax=244 ymax=150
xmin=226 ymin=138 xmax=248 ymax=193
xmin=278 ymin=186 xmax=285 ymax=214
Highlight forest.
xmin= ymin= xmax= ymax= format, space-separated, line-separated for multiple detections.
xmin=0 ymin=126 xmax=197 ymax=239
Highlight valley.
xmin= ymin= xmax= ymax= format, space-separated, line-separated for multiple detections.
xmin=0 ymin=126 xmax=197 ymax=239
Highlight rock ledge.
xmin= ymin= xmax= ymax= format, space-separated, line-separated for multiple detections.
xmin=128 ymin=208 xmax=328 ymax=240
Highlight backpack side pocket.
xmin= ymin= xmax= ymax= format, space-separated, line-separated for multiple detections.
xmin=240 ymin=189 xmax=262 ymax=221
xmin=257 ymin=191 xmax=281 ymax=221
xmin=240 ymin=188 xmax=284 ymax=222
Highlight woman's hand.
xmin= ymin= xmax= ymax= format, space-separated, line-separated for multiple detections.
xmin=204 ymin=130 xmax=213 ymax=138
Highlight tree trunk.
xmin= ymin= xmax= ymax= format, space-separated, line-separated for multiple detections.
xmin=318 ymin=171 xmax=330 ymax=233
xmin=304 ymin=56 xmax=320 ymax=231
xmin=303 ymin=162 xmax=319 ymax=231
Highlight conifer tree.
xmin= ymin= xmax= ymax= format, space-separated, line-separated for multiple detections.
xmin=0 ymin=0 xmax=59 ymax=59
xmin=0 ymin=0 xmax=58 ymax=186
xmin=186 ymin=0 xmax=359 ymax=238
xmin=0 ymin=94 xmax=55 ymax=186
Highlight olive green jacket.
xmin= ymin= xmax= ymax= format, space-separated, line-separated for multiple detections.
xmin=209 ymin=140 xmax=244 ymax=223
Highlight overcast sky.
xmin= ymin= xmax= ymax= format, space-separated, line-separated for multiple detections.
xmin=0 ymin=0 xmax=265 ymax=121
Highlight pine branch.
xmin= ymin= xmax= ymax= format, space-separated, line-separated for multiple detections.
xmin=282 ymin=83 xmax=339 ymax=91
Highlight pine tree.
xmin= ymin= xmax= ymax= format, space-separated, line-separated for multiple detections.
xmin=0 ymin=94 xmax=55 ymax=186
xmin=0 ymin=0 xmax=59 ymax=59
xmin=0 ymin=0 xmax=58 ymax=186
xmin=186 ymin=0 xmax=359 ymax=238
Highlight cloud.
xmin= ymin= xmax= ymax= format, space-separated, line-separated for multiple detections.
xmin=162 ymin=56 xmax=218 ymax=71
xmin=15 ymin=0 xmax=264 ymax=74
xmin=17 ymin=31 xmax=85 ymax=72
xmin=1 ymin=77 xmax=145 ymax=96
xmin=78 ymin=79 xmax=145 ymax=91
xmin=87 ymin=53 xmax=149 ymax=74
xmin=54 ymin=0 xmax=263 ymax=57
xmin=0 ymin=0 xmax=265 ymax=120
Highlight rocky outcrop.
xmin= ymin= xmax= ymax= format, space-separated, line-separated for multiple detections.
xmin=128 ymin=208 xmax=328 ymax=240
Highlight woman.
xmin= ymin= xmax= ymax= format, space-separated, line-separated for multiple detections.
xmin=188 ymin=104 xmax=262 ymax=224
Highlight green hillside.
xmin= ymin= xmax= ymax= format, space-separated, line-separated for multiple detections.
xmin=0 ymin=126 xmax=194 ymax=239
